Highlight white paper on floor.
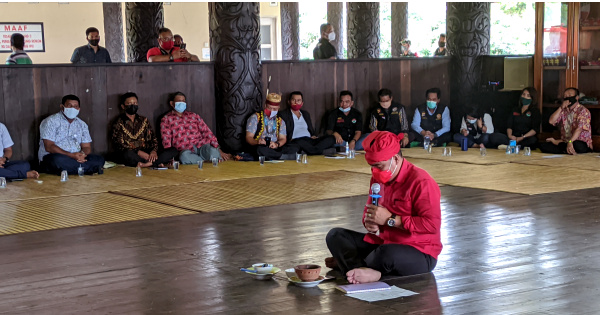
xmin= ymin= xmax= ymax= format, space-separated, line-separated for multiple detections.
xmin=542 ymin=155 xmax=564 ymax=159
xmin=345 ymin=286 xmax=418 ymax=302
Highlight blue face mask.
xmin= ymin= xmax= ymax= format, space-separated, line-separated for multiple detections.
xmin=339 ymin=107 xmax=351 ymax=113
xmin=63 ymin=107 xmax=80 ymax=119
xmin=426 ymin=101 xmax=437 ymax=109
xmin=174 ymin=102 xmax=186 ymax=113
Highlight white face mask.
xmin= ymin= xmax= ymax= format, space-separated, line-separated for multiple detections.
xmin=269 ymin=110 xmax=278 ymax=118
xmin=328 ymin=32 xmax=336 ymax=41
xmin=467 ymin=119 xmax=477 ymax=124
xmin=63 ymin=107 xmax=79 ymax=119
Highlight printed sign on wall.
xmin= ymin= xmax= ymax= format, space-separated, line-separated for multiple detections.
xmin=0 ymin=23 xmax=45 ymax=53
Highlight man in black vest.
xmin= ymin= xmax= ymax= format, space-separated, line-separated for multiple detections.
xmin=245 ymin=93 xmax=298 ymax=160
xmin=368 ymin=88 xmax=410 ymax=148
xmin=279 ymin=91 xmax=336 ymax=155
xmin=326 ymin=90 xmax=365 ymax=150
xmin=409 ymin=87 xmax=452 ymax=147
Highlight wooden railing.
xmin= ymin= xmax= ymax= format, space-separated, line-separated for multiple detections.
xmin=0 ymin=57 xmax=451 ymax=161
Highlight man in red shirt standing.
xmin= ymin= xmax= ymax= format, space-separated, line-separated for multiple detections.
xmin=160 ymin=91 xmax=231 ymax=164
xmin=147 ymin=28 xmax=199 ymax=63
xmin=325 ymin=131 xmax=442 ymax=283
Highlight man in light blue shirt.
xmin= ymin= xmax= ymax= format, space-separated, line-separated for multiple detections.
xmin=38 ymin=94 xmax=105 ymax=175
xmin=0 ymin=122 xmax=38 ymax=180
xmin=410 ymin=87 xmax=452 ymax=147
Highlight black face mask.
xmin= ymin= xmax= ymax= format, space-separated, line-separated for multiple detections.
xmin=124 ymin=105 xmax=138 ymax=115
xmin=565 ymin=96 xmax=578 ymax=107
xmin=88 ymin=39 xmax=100 ymax=46
xmin=439 ymin=42 xmax=446 ymax=48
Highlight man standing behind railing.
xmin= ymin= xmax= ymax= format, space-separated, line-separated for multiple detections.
xmin=5 ymin=33 xmax=32 ymax=65
xmin=70 ymin=27 xmax=112 ymax=64
xmin=313 ymin=23 xmax=337 ymax=60
xmin=147 ymin=28 xmax=199 ymax=63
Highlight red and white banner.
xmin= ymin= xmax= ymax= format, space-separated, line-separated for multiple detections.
xmin=0 ymin=23 xmax=45 ymax=53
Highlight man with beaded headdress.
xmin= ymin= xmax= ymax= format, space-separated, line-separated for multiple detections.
xmin=245 ymin=93 xmax=298 ymax=160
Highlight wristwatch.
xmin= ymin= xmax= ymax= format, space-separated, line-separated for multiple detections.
xmin=386 ymin=214 xmax=397 ymax=227
xmin=169 ymin=54 xmax=174 ymax=62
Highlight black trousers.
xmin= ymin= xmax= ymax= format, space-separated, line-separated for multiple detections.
xmin=254 ymin=144 xmax=299 ymax=160
xmin=409 ymin=131 xmax=452 ymax=147
xmin=41 ymin=153 xmax=105 ymax=175
xmin=488 ymin=133 xmax=538 ymax=149
xmin=117 ymin=148 xmax=179 ymax=167
xmin=539 ymin=140 xmax=591 ymax=154
xmin=326 ymin=227 xmax=437 ymax=277
xmin=291 ymin=135 xmax=335 ymax=155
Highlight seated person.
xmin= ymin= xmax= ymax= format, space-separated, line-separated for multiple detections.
xmin=409 ymin=87 xmax=451 ymax=147
xmin=112 ymin=92 xmax=178 ymax=168
xmin=326 ymin=90 xmax=365 ymax=150
xmin=147 ymin=27 xmax=199 ymax=62
xmin=368 ymin=88 xmax=409 ymax=148
xmin=161 ymin=91 xmax=231 ymax=164
xmin=0 ymin=122 xmax=39 ymax=180
xmin=453 ymin=105 xmax=494 ymax=148
xmin=489 ymin=87 xmax=540 ymax=149
xmin=539 ymin=87 xmax=593 ymax=155
xmin=325 ymin=131 xmax=442 ymax=283
xmin=39 ymin=94 xmax=105 ymax=175
xmin=246 ymin=93 xmax=297 ymax=160
xmin=278 ymin=91 xmax=335 ymax=155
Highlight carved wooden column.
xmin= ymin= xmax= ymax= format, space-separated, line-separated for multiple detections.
xmin=347 ymin=2 xmax=380 ymax=59
xmin=327 ymin=2 xmax=344 ymax=59
xmin=209 ymin=3 xmax=263 ymax=152
xmin=447 ymin=2 xmax=490 ymax=129
xmin=125 ymin=2 xmax=164 ymax=62
xmin=103 ymin=2 xmax=125 ymax=62
xmin=280 ymin=2 xmax=299 ymax=60
xmin=391 ymin=2 xmax=408 ymax=58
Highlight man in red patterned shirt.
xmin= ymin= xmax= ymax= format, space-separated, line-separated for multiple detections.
xmin=160 ymin=91 xmax=232 ymax=163
xmin=540 ymin=87 xmax=593 ymax=155
xmin=325 ymin=131 xmax=442 ymax=284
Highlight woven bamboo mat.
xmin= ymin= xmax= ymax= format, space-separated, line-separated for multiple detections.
xmin=511 ymin=153 xmax=600 ymax=172
xmin=114 ymin=171 xmax=372 ymax=212
xmin=401 ymin=146 xmax=547 ymax=165
xmin=0 ymin=157 xmax=371 ymax=202
xmin=0 ymin=193 xmax=195 ymax=235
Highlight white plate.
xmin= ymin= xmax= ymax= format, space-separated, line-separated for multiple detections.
xmin=244 ymin=267 xmax=280 ymax=280
xmin=288 ymin=275 xmax=325 ymax=288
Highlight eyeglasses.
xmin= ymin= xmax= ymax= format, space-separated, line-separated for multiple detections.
xmin=160 ymin=37 xmax=173 ymax=41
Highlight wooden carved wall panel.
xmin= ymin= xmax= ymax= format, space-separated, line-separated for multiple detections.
xmin=347 ymin=2 xmax=380 ymax=59
xmin=391 ymin=2 xmax=408 ymax=58
xmin=125 ymin=2 xmax=164 ymax=62
xmin=447 ymin=2 xmax=490 ymax=125
xmin=280 ymin=2 xmax=300 ymax=60
xmin=209 ymin=3 xmax=263 ymax=152
xmin=103 ymin=2 xmax=125 ymax=63
xmin=327 ymin=2 xmax=344 ymax=59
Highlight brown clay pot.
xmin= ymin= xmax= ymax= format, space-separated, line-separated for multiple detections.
xmin=294 ymin=264 xmax=321 ymax=282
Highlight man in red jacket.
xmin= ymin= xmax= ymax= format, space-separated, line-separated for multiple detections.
xmin=325 ymin=131 xmax=443 ymax=283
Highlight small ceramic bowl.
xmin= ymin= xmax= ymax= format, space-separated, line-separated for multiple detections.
xmin=252 ymin=263 xmax=274 ymax=274
xmin=294 ymin=264 xmax=321 ymax=282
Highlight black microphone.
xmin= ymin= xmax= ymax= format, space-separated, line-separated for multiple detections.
xmin=371 ymin=183 xmax=381 ymax=206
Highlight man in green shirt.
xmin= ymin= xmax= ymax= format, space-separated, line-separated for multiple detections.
xmin=5 ymin=33 xmax=32 ymax=65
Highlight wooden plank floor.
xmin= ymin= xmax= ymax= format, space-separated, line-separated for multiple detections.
xmin=1 ymin=185 xmax=599 ymax=314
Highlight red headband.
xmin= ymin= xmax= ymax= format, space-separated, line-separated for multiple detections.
xmin=265 ymin=100 xmax=280 ymax=106
xmin=364 ymin=131 xmax=404 ymax=164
